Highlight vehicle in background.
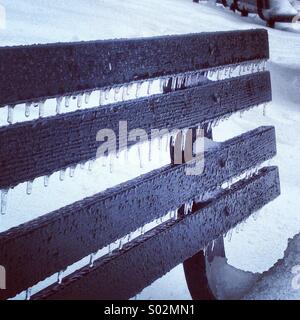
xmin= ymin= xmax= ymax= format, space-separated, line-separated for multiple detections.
xmin=219 ymin=0 xmax=299 ymax=27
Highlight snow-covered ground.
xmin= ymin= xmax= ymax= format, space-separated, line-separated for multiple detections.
xmin=0 ymin=0 xmax=300 ymax=300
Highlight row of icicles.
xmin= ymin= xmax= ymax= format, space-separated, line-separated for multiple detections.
xmin=0 ymin=100 xmax=270 ymax=217
xmin=2 ymin=59 xmax=267 ymax=126
xmin=15 ymin=161 xmax=260 ymax=300
xmin=20 ymin=200 xmax=196 ymax=300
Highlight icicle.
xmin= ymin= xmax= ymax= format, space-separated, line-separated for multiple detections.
xmin=208 ymin=69 xmax=215 ymax=80
xmin=59 ymin=169 xmax=66 ymax=181
xmin=126 ymin=84 xmax=132 ymax=96
xmin=26 ymin=181 xmax=33 ymax=195
xmin=118 ymin=239 xmax=123 ymax=250
xmin=122 ymin=86 xmax=127 ymax=101
xmin=114 ymin=87 xmax=120 ymax=101
xmin=69 ymin=165 xmax=76 ymax=178
xmin=137 ymin=145 xmax=143 ymax=169
xmin=1 ymin=189 xmax=9 ymax=215
xmin=85 ymin=92 xmax=91 ymax=105
xmin=99 ymin=90 xmax=103 ymax=106
xmin=105 ymin=89 xmax=110 ymax=101
xmin=77 ymin=94 xmax=83 ymax=109
xmin=44 ymin=175 xmax=50 ymax=187
xmin=109 ymin=63 xmax=112 ymax=71
xmin=148 ymin=140 xmax=152 ymax=162
xmin=171 ymin=77 xmax=177 ymax=90
xmin=263 ymin=103 xmax=267 ymax=117
xmin=56 ymin=97 xmax=63 ymax=114
xmin=252 ymin=212 xmax=259 ymax=222
xmin=135 ymin=82 xmax=142 ymax=98
xmin=25 ymin=103 xmax=31 ymax=118
xmin=211 ymin=239 xmax=215 ymax=251
xmin=25 ymin=288 xmax=32 ymax=301
xmin=165 ymin=133 xmax=170 ymax=153
xmin=80 ymin=162 xmax=85 ymax=170
xmin=89 ymin=253 xmax=96 ymax=268
xmin=88 ymin=160 xmax=94 ymax=172
xmin=7 ymin=105 xmax=14 ymax=124
xmin=147 ymin=80 xmax=154 ymax=95
xmin=57 ymin=270 xmax=64 ymax=284
xmin=65 ymin=96 xmax=70 ymax=108
xmin=108 ymin=244 xmax=113 ymax=256
xmin=109 ymin=154 xmax=114 ymax=173
xmin=159 ymin=78 xmax=167 ymax=92
xmin=184 ymin=201 xmax=193 ymax=216
xmin=227 ymin=229 xmax=233 ymax=242
xmin=263 ymin=60 xmax=267 ymax=71
xmin=38 ymin=101 xmax=45 ymax=117
xmin=140 ymin=226 xmax=144 ymax=235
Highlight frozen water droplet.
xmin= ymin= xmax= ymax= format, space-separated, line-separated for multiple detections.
xmin=110 ymin=154 xmax=116 ymax=173
xmin=159 ymin=78 xmax=168 ymax=92
xmin=65 ymin=96 xmax=70 ymax=108
xmin=263 ymin=103 xmax=267 ymax=117
xmin=26 ymin=288 xmax=32 ymax=300
xmin=77 ymin=94 xmax=83 ymax=108
xmin=80 ymin=162 xmax=85 ymax=170
xmin=136 ymin=82 xmax=142 ymax=98
xmin=39 ymin=101 xmax=45 ymax=117
xmin=69 ymin=165 xmax=76 ymax=178
xmin=89 ymin=253 xmax=96 ymax=268
xmin=171 ymin=77 xmax=177 ymax=90
xmin=138 ymin=145 xmax=143 ymax=168
xmin=114 ymin=87 xmax=120 ymax=101
xmin=1 ymin=189 xmax=9 ymax=215
xmin=7 ymin=105 xmax=14 ymax=124
xmin=148 ymin=140 xmax=152 ymax=162
xmin=122 ymin=86 xmax=126 ymax=101
xmin=26 ymin=181 xmax=33 ymax=195
xmin=59 ymin=169 xmax=66 ymax=181
xmin=25 ymin=103 xmax=31 ymax=118
xmin=126 ymin=84 xmax=132 ymax=96
xmin=85 ymin=92 xmax=91 ymax=105
xmin=57 ymin=270 xmax=64 ymax=284
xmin=211 ymin=239 xmax=215 ymax=251
xmin=227 ymin=230 xmax=233 ymax=242
xmin=44 ymin=175 xmax=50 ymax=187
xmin=56 ymin=97 xmax=63 ymax=114
xmin=88 ymin=160 xmax=94 ymax=172
xmin=118 ymin=239 xmax=123 ymax=250
xmin=147 ymin=80 xmax=154 ymax=95
xmin=140 ymin=226 xmax=144 ymax=235
xmin=105 ymin=89 xmax=110 ymax=101
xmin=98 ymin=90 xmax=103 ymax=106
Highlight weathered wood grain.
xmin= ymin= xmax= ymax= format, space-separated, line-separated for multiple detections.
xmin=0 ymin=29 xmax=269 ymax=107
xmin=0 ymin=72 xmax=271 ymax=190
xmin=0 ymin=126 xmax=276 ymax=300
xmin=32 ymin=167 xmax=280 ymax=300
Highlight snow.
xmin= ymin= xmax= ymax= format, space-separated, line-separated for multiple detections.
xmin=0 ymin=0 xmax=300 ymax=300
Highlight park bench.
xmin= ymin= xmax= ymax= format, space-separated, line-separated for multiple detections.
xmin=0 ymin=29 xmax=280 ymax=300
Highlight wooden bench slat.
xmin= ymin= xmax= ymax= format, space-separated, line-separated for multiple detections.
xmin=0 ymin=126 xmax=276 ymax=300
xmin=0 ymin=72 xmax=272 ymax=190
xmin=0 ymin=29 xmax=269 ymax=107
xmin=32 ymin=166 xmax=280 ymax=300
